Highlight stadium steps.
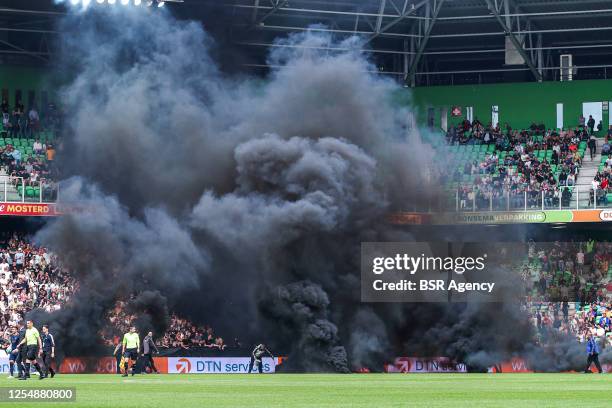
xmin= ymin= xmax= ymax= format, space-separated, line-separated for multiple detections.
xmin=569 ymin=139 xmax=605 ymax=208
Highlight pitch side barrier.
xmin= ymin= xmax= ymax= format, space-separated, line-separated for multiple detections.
xmin=46 ymin=356 xmax=286 ymax=374
xmin=2 ymin=356 xmax=606 ymax=374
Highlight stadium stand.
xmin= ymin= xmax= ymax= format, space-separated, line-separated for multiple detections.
xmin=0 ymin=99 xmax=59 ymax=202
xmin=0 ymin=233 xmax=75 ymax=333
xmin=525 ymin=240 xmax=612 ymax=346
xmin=441 ymin=120 xmax=610 ymax=211
xmin=102 ymin=305 xmax=229 ymax=351
xmin=530 ymin=300 xmax=612 ymax=348
xmin=0 ymin=234 xmax=228 ymax=353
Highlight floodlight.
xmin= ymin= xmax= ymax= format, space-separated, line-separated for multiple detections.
xmin=121 ymin=0 xmax=130 ymax=5
xmin=146 ymin=0 xmax=153 ymax=6
xmin=97 ymin=0 xmax=105 ymax=3
xmin=157 ymin=1 xmax=165 ymax=7
xmin=134 ymin=0 xmax=142 ymax=5
xmin=108 ymin=0 xmax=116 ymax=4
xmin=70 ymin=0 xmax=80 ymax=5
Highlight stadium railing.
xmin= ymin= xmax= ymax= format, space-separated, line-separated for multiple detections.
xmin=0 ymin=175 xmax=59 ymax=203
xmin=452 ymin=185 xmax=612 ymax=212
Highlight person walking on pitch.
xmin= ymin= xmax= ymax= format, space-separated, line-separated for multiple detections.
xmin=121 ymin=326 xmax=140 ymax=377
xmin=41 ymin=325 xmax=56 ymax=378
xmin=584 ymin=332 xmax=603 ymax=373
xmin=5 ymin=326 xmax=20 ymax=378
xmin=13 ymin=320 xmax=44 ymax=380
xmin=142 ymin=331 xmax=159 ymax=374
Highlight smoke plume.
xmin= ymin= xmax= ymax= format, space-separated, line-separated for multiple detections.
xmin=27 ymin=6 xmax=592 ymax=373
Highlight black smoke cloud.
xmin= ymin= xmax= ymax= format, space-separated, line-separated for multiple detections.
xmin=27 ymin=6 xmax=587 ymax=373
xmin=30 ymin=7 xmax=435 ymax=371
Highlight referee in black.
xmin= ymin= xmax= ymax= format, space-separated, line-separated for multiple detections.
xmin=41 ymin=325 xmax=56 ymax=378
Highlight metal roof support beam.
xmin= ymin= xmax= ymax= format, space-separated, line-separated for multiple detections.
xmin=234 ymin=3 xmax=612 ymax=22
xmin=406 ymin=0 xmax=444 ymax=87
xmin=0 ymin=39 xmax=48 ymax=62
xmin=537 ymin=33 xmax=544 ymax=79
xmin=374 ymin=0 xmax=387 ymax=34
xmin=253 ymin=0 xmax=288 ymax=26
xmin=0 ymin=27 xmax=57 ymax=34
xmin=484 ymin=0 xmax=542 ymax=82
xmin=237 ymin=40 xmax=612 ymax=56
xmin=246 ymin=20 xmax=612 ymax=39
xmin=251 ymin=0 xmax=260 ymax=24
xmin=0 ymin=8 xmax=65 ymax=17
xmin=233 ymin=3 xmax=426 ymax=20
xmin=365 ymin=0 xmax=429 ymax=44
xmin=505 ymin=0 xmax=539 ymax=65
xmin=503 ymin=0 xmax=511 ymax=28
xmin=388 ymin=0 xmax=403 ymax=15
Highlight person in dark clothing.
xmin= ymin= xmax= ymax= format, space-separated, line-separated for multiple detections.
xmin=587 ymin=115 xmax=596 ymax=134
xmin=141 ymin=332 xmax=159 ymax=374
xmin=588 ymin=135 xmax=597 ymax=160
xmin=584 ymin=333 xmax=603 ymax=373
xmin=41 ymin=325 xmax=56 ymax=378
xmin=6 ymin=326 xmax=21 ymax=378
xmin=113 ymin=342 xmax=122 ymax=374
xmin=14 ymin=325 xmax=27 ymax=379
xmin=248 ymin=344 xmax=273 ymax=374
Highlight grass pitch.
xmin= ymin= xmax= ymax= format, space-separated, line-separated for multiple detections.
xmin=0 ymin=373 xmax=609 ymax=408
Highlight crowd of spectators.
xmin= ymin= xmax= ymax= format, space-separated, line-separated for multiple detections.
xmin=445 ymin=117 xmax=609 ymax=210
xmin=446 ymin=118 xmax=592 ymax=148
xmin=102 ymin=304 xmax=230 ymax=351
xmin=1 ymin=142 xmax=58 ymax=188
xmin=524 ymin=240 xmax=612 ymax=346
xmin=1 ymin=98 xmax=61 ymax=138
xmin=0 ymin=235 xmax=229 ymax=352
xmin=0 ymin=98 xmax=60 ymax=200
xmin=523 ymin=240 xmax=611 ymax=303
xmin=592 ymin=137 xmax=612 ymax=206
xmin=0 ymin=233 xmax=76 ymax=341
xmin=530 ymin=300 xmax=612 ymax=348
xmin=159 ymin=315 xmax=229 ymax=350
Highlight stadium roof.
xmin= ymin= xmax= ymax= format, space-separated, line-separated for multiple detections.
xmin=3 ymin=0 xmax=612 ymax=85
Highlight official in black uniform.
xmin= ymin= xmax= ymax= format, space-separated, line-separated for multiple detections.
xmin=41 ymin=325 xmax=56 ymax=378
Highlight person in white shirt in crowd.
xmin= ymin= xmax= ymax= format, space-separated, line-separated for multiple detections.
xmin=14 ymin=248 xmax=24 ymax=271
xmin=32 ymin=139 xmax=45 ymax=155
xmin=576 ymin=248 xmax=585 ymax=275
xmin=27 ymin=107 xmax=40 ymax=137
